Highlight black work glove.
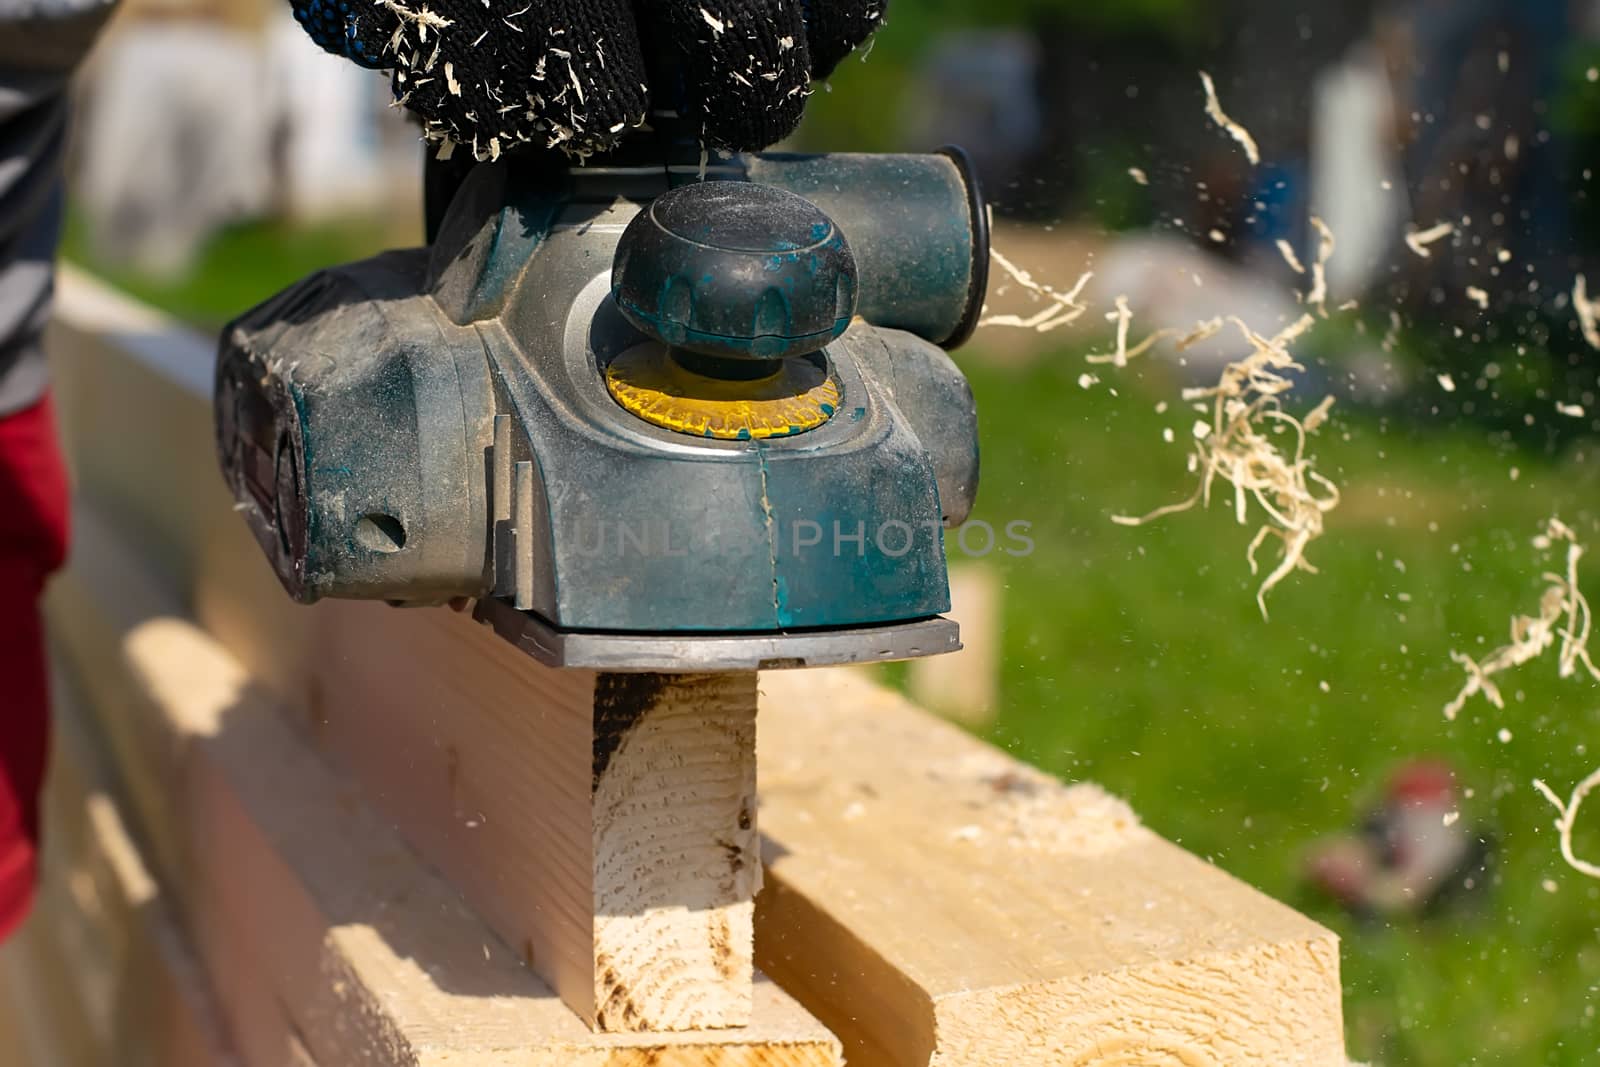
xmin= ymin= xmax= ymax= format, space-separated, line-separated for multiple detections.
xmin=290 ymin=0 xmax=886 ymax=159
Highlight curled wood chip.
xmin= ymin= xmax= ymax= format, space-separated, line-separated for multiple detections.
xmin=1199 ymin=71 xmax=1260 ymax=165
xmin=1533 ymin=770 xmax=1600 ymax=880
xmin=979 ymin=248 xmax=1093 ymax=333
xmin=1307 ymin=217 xmax=1334 ymax=317
xmin=1276 ymin=239 xmax=1306 ymax=274
xmin=1466 ymin=286 xmax=1490 ymax=311
xmin=1445 ymin=518 xmax=1600 ymax=720
xmin=1089 ymin=296 xmax=1135 ymax=367
xmin=1084 ymin=311 xmax=1224 ymax=369
xmin=1112 ymin=315 xmax=1338 ymax=617
xmin=1129 ymin=167 xmax=1149 ymax=186
xmin=1405 ymin=221 xmax=1455 ymax=258
xmin=1575 ymin=275 xmax=1600 ymax=351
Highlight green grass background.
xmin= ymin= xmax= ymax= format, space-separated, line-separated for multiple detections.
xmin=951 ymin=340 xmax=1600 ymax=1067
xmin=69 ymin=215 xmax=1600 ymax=1066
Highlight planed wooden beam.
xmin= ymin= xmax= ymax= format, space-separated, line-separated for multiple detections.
xmin=45 ymin=500 xmax=840 ymax=1067
xmin=757 ymin=668 xmax=1348 ymax=1065
xmin=180 ymin=521 xmax=1347 ymax=1064
xmin=301 ymin=601 xmax=762 ymax=1032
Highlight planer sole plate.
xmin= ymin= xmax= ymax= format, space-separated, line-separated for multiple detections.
xmin=472 ymin=598 xmax=961 ymax=672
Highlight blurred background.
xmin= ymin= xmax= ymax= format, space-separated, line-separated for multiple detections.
xmin=60 ymin=0 xmax=1600 ymax=1063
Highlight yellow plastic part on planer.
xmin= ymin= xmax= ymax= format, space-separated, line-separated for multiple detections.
xmin=605 ymin=347 xmax=842 ymax=440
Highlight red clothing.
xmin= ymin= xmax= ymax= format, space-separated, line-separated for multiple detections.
xmin=0 ymin=393 xmax=70 ymax=942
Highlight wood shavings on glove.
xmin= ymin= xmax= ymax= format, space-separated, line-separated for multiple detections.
xmin=289 ymin=0 xmax=887 ymax=160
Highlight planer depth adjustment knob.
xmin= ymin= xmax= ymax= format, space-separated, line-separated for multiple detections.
xmin=606 ymin=181 xmax=856 ymax=440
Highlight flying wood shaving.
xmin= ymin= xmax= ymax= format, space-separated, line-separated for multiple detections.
xmin=1574 ymin=275 xmax=1600 ymax=350
xmin=1381 ymin=310 xmax=1403 ymax=353
xmin=1466 ymin=286 xmax=1490 ymax=311
xmin=1129 ymin=167 xmax=1149 ymax=186
xmin=1089 ymin=296 xmax=1134 ymax=366
xmin=979 ymin=248 xmax=1093 ymax=333
xmin=1533 ymin=770 xmax=1600 ymax=880
xmin=1444 ymin=518 xmax=1600 ymax=720
xmin=1085 ymin=313 xmax=1225 ymax=368
xmin=1405 ymin=221 xmax=1455 ymax=259
xmin=1307 ymin=217 xmax=1334 ymax=317
xmin=1276 ymin=239 xmax=1306 ymax=274
xmin=1112 ymin=315 xmax=1338 ymax=617
xmin=1199 ymin=71 xmax=1260 ymax=165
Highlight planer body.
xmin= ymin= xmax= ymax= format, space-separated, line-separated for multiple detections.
xmin=214 ymin=144 xmax=988 ymax=671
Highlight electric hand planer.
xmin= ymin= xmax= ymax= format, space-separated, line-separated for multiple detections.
xmin=213 ymin=141 xmax=989 ymax=671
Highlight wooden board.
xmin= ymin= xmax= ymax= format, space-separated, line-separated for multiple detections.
xmin=758 ymin=668 xmax=1347 ymax=1066
xmin=0 ymin=669 xmax=237 ymax=1067
xmin=179 ymin=529 xmax=1347 ymax=1064
xmin=45 ymin=500 xmax=840 ymax=1067
xmin=905 ymin=562 xmax=1002 ymax=726
xmin=0 ymin=914 xmax=103 ymax=1067
xmin=302 ymin=603 xmax=762 ymax=1031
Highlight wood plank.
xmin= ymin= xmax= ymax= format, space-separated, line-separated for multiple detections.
xmin=0 ymin=912 xmax=102 ymax=1067
xmin=0 ymin=961 xmax=35 ymax=1062
xmin=184 ymin=533 xmax=1348 ymax=1064
xmin=905 ymin=562 xmax=1002 ymax=726
xmin=304 ymin=602 xmax=761 ymax=1031
xmin=44 ymin=671 xmax=240 ymax=1067
xmin=47 ymin=269 xmax=219 ymax=602
xmin=45 ymin=500 xmax=841 ymax=1067
xmin=757 ymin=667 xmax=1347 ymax=1066
xmin=0 ymin=669 xmax=236 ymax=1067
